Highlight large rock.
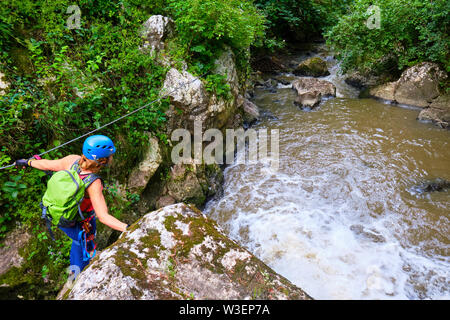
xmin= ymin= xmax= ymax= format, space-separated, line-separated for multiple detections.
xmin=161 ymin=66 xmax=240 ymax=134
xmin=394 ymin=62 xmax=447 ymax=107
xmin=293 ymin=57 xmax=330 ymax=77
xmin=64 ymin=203 xmax=312 ymax=300
xmin=369 ymin=62 xmax=448 ymax=108
xmin=292 ymin=77 xmax=336 ymax=109
xmin=237 ymin=95 xmax=260 ymax=124
xmin=128 ymin=133 xmax=162 ymax=194
xmin=140 ymin=15 xmax=175 ymax=54
xmin=418 ymin=94 xmax=450 ymax=129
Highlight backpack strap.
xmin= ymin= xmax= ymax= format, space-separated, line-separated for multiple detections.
xmin=72 ymin=159 xmax=102 ymax=189
xmin=82 ymin=173 xmax=101 ymax=190
xmin=71 ymin=159 xmax=81 ymax=173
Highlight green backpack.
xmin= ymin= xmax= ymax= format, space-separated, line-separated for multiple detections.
xmin=41 ymin=161 xmax=99 ymax=237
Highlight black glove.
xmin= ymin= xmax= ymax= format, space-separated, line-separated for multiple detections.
xmin=15 ymin=159 xmax=29 ymax=168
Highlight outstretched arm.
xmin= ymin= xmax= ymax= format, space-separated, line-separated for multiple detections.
xmin=87 ymin=179 xmax=127 ymax=232
xmin=25 ymin=155 xmax=80 ymax=171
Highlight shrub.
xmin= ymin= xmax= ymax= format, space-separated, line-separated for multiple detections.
xmin=166 ymin=0 xmax=265 ymax=72
xmin=325 ymin=0 xmax=450 ymax=74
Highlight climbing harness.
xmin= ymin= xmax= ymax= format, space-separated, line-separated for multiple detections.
xmin=0 ymin=71 xmax=208 ymax=170
xmin=78 ymin=214 xmax=97 ymax=261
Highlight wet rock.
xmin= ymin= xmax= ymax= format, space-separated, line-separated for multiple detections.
xmin=344 ymin=70 xmax=390 ymax=90
xmin=128 ymin=133 xmax=162 ymax=195
xmin=292 ymin=77 xmax=336 ymax=109
xmin=64 ymin=203 xmax=312 ymax=300
xmin=293 ymin=57 xmax=330 ymax=77
xmin=410 ymin=178 xmax=450 ymax=194
xmin=350 ymin=225 xmax=385 ymax=243
xmin=417 ymin=94 xmax=450 ymax=129
xmin=254 ymin=78 xmax=278 ymax=91
xmin=239 ymin=96 xmax=260 ymax=124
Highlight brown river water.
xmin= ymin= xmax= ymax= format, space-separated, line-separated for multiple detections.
xmin=204 ymin=54 xmax=450 ymax=299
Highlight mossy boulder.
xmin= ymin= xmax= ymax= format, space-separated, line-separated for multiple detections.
xmin=64 ymin=203 xmax=312 ymax=300
xmin=293 ymin=57 xmax=330 ymax=77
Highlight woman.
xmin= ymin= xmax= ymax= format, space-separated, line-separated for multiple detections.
xmin=15 ymin=135 xmax=128 ymax=273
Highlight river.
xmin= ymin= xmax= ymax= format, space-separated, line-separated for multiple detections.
xmin=203 ymin=50 xmax=450 ymax=299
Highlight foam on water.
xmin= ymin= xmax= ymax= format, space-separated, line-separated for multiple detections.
xmin=204 ymin=87 xmax=450 ymax=299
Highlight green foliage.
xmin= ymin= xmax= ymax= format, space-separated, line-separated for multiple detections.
xmin=325 ymin=0 xmax=450 ymax=74
xmin=0 ymin=0 xmax=171 ymax=235
xmin=204 ymin=74 xmax=232 ymax=101
xmin=166 ymin=0 xmax=265 ymax=73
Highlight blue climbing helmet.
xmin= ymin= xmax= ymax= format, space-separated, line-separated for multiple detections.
xmin=82 ymin=135 xmax=116 ymax=160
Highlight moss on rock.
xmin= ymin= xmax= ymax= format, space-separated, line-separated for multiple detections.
xmin=65 ymin=203 xmax=312 ymax=300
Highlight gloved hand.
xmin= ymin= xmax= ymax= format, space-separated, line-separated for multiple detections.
xmin=15 ymin=155 xmax=40 ymax=169
xmin=15 ymin=159 xmax=30 ymax=168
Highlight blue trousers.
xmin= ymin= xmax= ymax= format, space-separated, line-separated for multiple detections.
xmin=59 ymin=217 xmax=97 ymax=273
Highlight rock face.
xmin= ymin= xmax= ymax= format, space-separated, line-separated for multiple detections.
xmin=161 ymin=62 xmax=240 ymax=135
xmin=213 ymin=47 xmax=240 ymax=97
xmin=293 ymin=57 xmax=330 ymax=77
xmin=369 ymin=62 xmax=448 ymax=108
xmin=140 ymin=15 xmax=175 ymax=54
xmin=0 ymin=228 xmax=31 ymax=277
xmin=292 ymin=77 xmax=336 ymax=109
xmin=165 ymin=164 xmax=207 ymax=207
xmin=127 ymin=133 xmax=163 ymax=194
xmin=65 ymin=203 xmax=312 ymax=300
xmin=162 ymin=163 xmax=223 ymax=207
xmin=129 ymin=16 xmax=245 ymax=218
